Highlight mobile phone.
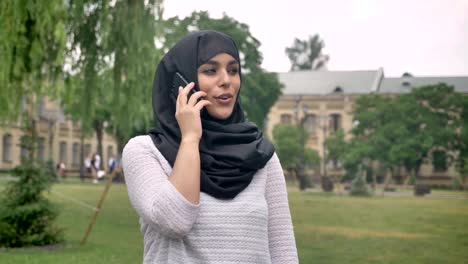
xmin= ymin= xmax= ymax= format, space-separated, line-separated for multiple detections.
xmin=172 ymin=72 xmax=197 ymax=99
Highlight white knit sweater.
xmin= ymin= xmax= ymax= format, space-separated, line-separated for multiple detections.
xmin=122 ymin=135 xmax=298 ymax=264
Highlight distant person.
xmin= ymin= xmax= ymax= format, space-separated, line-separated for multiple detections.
xmin=56 ymin=161 xmax=66 ymax=179
xmin=90 ymin=153 xmax=100 ymax=184
xmin=108 ymin=155 xmax=116 ymax=174
xmin=93 ymin=152 xmax=101 ymax=171
xmin=122 ymin=31 xmax=298 ymax=263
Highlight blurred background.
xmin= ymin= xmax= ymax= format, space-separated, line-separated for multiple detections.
xmin=0 ymin=0 xmax=467 ymax=263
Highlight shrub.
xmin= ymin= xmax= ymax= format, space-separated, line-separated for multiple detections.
xmin=350 ymin=175 xmax=372 ymax=197
xmin=0 ymin=160 xmax=63 ymax=247
xmin=414 ymin=184 xmax=431 ymax=196
xmin=321 ymin=176 xmax=334 ymax=192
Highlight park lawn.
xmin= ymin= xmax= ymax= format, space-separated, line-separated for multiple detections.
xmin=0 ymin=180 xmax=467 ymax=264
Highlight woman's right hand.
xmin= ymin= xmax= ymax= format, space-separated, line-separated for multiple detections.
xmin=175 ymin=82 xmax=211 ymax=143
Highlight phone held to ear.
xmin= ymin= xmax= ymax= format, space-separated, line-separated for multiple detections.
xmin=172 ymin=72 xmax=197 ymax=100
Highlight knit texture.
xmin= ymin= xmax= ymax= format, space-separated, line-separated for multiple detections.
xmin=122 ymin=135 xmax=298 ymax=264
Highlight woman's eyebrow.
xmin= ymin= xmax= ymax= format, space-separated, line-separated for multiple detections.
xmin=202 ymin=60 xmax=239 ymax=66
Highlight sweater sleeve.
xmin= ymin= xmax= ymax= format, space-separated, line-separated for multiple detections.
xmin=122 ymin=136 xmax=200 ymax=239
xmin=266 ymin=153 xmax=299 ymax=263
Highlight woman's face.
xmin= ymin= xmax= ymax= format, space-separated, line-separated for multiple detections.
xmin=197 ymin=53 xmax=240 ymax=120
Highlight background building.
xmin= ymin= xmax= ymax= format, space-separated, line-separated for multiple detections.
xmin=0 ymin=97 xmax=118 ymax=174
xmin=266 ymin=69 xmax=468 ymax=185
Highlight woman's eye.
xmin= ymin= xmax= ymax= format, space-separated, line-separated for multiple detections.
xmin=228 ymin=68 xmax=239 ymax=75
xmin=202 ymin=68 xmax=216 ymax=75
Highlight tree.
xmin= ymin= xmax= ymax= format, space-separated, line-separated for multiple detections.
xmin=285 ymin=34 xmax=329 ymax=71
xmin=65 ymin=0 xmax=164 ymax=169
xmin=65 ymin=0 xmax=108 ymax=176
xmin=0 ymin=0 xmax=66 ymax=246
xmin=324 ymin=129 xmax=347 ymax=170
xmin=455 ymin=96 xmax=468 ymax=189
xmin=163 ymin=11 xmax=283 ymax=129
xmin=104 ymin=0 xmax=164 ymax=154
xmin=0 ymin=0 xmax=66 ymax=121
xmin=272 ymin=124 xmax=320 ymax=190
xmin=351 ymin=84 xmax=464 ymax=188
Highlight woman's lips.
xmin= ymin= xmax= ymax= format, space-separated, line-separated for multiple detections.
xmin=214 ymin=94 xmax=233 ymax=105
xmin=215 ymin=97 xmax=233 ymax=104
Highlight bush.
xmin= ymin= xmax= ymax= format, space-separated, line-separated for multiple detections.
xmin=414 ymin=184 xmax=431 ymax=196
xmin=350 ymin=175 xmax=372 ymax=197
xmin=321 ymin=176 xmax=334 ymax=192
xmin=0 ymin=160 xmax=63 ymax=247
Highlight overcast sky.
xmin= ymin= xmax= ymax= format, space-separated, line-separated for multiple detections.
xmin=164 ymin=0 xmax=468 ymax=77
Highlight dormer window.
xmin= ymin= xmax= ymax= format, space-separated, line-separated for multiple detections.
xmin=333 ymin=86 xmax=343 ymax=93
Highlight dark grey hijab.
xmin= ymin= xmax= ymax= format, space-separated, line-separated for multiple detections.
xmin=149 ymin=30 xmax=275 ymax=199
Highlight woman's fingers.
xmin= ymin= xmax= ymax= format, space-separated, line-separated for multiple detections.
xmin=178 ymin=82 xmax=195 ymax=103
xmin=194 ymin=99 xmax=212 ymax=111
xmin=176 ymin=82 xmax=193 ymax=108
xmin=187 ymin=91 xmax=207 ymax=106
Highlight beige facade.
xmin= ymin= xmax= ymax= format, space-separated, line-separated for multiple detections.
xmin=265 ymin=94 xmax=355 ymax=177
xmin=0 ymin=97 xmax=118 ymax=173
xmin=266 ymin=70 xmax=468 ymax=186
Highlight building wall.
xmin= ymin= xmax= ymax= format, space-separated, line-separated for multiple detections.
xmin=266 ymin=93 xmax=460 ymax=186
xmin=0 ymin=97 xmax=118 ymax=173
xmin=0 ymin=121 xmax=118 ymax=173
xmin=266 ymin=94 xmax=355 ymax=173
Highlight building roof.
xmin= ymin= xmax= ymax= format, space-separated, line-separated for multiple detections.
xmin=379 ymin=76 xmax=468 ymax=94
xmin=277 ymin=69 xmax=383 ymax=95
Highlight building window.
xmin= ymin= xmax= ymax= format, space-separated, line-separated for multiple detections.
xmin=433 ymin=150 xmax=447 ymax=172
xmin=59 ymin=141 xmax=67 ymax=164
xmin=329 ymin=114 xmax=341 ymax=132
xmin=37 ymin=137 xmax=45 ymax=162
xmin=304 ymin=114 xmax=317 ymax=134
xmin=280 ymin=114 xmax=292 ymax=125
xmin=72 ymin=143 xmax=80 ymax=166
xmin=2 ymin=134 xmax=12 ymax=162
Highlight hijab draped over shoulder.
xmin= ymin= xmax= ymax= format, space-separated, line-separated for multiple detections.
xmin=148 ymin=30 xmax=275 ymax=199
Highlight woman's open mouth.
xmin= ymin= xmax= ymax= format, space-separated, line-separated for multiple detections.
xmin=214 ymin=94 xmax=233 ymax=105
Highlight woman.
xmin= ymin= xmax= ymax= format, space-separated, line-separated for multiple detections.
xmin=122 ymin=30 xmax=298 ymax=264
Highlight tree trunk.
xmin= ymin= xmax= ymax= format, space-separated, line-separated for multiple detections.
xmin=381 ymin=167 xmax=393 ymax=196
xmin=80 ymin=133 xmax=85 ymax=181
xmin=371 ymin=168 xmax=377 ymax=190
xmin=94 ymin=121 xmax=104 ymax=170
xmin=48 ymin=120 xmax=55 ymax=161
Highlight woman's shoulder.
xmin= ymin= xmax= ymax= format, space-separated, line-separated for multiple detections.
xmin=124 ymin=135 xmax=153 ymax=150
xmin=122 ymin=135 xmax=161 ymax=159
xmin=267 ymin=152 xmax=280 ymax=165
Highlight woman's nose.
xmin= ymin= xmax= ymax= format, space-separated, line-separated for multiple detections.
xmin=219 ymin=69 xmax=231 ymax=87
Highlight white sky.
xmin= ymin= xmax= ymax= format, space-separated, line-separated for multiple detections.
xmin=164 ymin=0 xmax=468 ymax=77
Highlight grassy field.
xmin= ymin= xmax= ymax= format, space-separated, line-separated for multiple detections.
xmin=0 ymin=179 xmax=467 ymax=263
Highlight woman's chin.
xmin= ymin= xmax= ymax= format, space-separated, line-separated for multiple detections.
xmin=205 ymin=108 xmax=233 ymax=120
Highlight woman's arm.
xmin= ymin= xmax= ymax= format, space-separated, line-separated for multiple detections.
xmin=122 ymin=136 xmax=200 ymax=238
xmin=170 ymin=82 xmax=211 ymax=204
xmin=266 ymin=153 xmax=299 ymax=263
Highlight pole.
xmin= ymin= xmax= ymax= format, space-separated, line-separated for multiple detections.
xmin=80 ymin=168 xmax=116 ymax=246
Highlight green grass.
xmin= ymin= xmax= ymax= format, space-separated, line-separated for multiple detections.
xmin=0 ymin=180 xmax=467 ymax=263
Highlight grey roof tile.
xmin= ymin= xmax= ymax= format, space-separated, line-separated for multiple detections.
xmin=379 ymin=76 xmax=468 ymax=94
xmin=277 ymin=70 xmax=382 ymax=95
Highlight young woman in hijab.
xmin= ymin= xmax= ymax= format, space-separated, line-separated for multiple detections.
xmin=122 ymin=30 xmax=298 ymax=264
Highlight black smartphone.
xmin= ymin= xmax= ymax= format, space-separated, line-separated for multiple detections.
xmin=172 ymin=72 xmax=197 ymax=99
